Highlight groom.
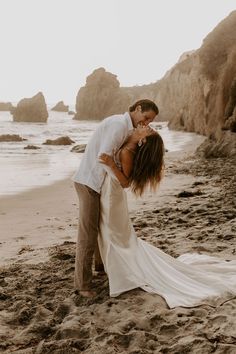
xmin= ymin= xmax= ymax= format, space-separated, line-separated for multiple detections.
xmin=73 ymin=99 xmax=159 ymax=297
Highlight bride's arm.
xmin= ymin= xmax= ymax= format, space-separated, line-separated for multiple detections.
xmin=119 ymin=146 xmax=135 ymax=178
xmin=99 ymin=149 xmax=134 ymax=188
xmin=99 ymin=125 xmax=154 ymax=187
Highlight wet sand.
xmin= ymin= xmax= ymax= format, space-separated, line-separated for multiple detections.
xmin=1 ymin=134 xmax=236 ymax=353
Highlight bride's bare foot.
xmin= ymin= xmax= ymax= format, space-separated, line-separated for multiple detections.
xmin=79 ymin=290 xmax=96 ymax=298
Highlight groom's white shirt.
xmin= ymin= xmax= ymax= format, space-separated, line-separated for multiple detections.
xmin=72 ymin=112 xmax=134 ymax=193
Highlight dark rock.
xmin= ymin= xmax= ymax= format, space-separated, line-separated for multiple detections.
xmin=0 ymin=134 xmax=27 ymax=142
xmin=177 ymin=190 xmax=202 ymax=198
xmin=43 ymin=136 xmax=75 ymax=145
xmin=24 ymin=145 xmax=41 ymax=150
xmin=70 ymin=144 xmax=86 ymax=153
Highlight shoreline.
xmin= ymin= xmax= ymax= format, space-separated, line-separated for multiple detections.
xmin=0 ymin=177 xmax=78 ymax=266
xmin=0 ymin=123 xmax=201 ymax=198
xmin=0 ymin=134 xmax=205 ymax=266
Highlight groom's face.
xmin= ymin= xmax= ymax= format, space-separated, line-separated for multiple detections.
xmin=133 ymin=106 xmax=157 ymax=127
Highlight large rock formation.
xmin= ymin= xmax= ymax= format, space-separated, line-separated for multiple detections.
xmin=74 ymin=67 xmax=130 ymax=120
xmin=13 ymin=92 xmax=48 ymax=122
xmin=72 ymin=12 xmax=236 ymax=155
xmin=0 ymin=102 xmax=14 ymax=111
xmin=120 ymin=11 xmax=236 ymax=156
xmin=150 ymin=11 xmax=236 ymax=156
xmin=157 ymin=12 xmax=236 ymax=136
xmin=51 ymin=101 xmax=69 ymax=112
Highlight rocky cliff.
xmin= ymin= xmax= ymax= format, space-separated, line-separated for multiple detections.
xmin=13 ymin=92 xmax=48 ymax=122
xmin=155 ymin=12 xmax=236 ymax=137
xmin=133 ymin=11 xmax=236 ymax=156
xmin=73 ymin=12 xmax=236 ymax=156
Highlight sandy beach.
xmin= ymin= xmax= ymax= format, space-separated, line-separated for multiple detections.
xmin=1 ymin=134 xmax=236 ymax=353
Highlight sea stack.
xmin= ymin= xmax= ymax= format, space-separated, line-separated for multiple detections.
xmin=74 ymin=67 xmax=130 ymax=120
xmin=13 ymin=92 xmax=48 ymax=122
xmin=51 ymin=101 xmax=69 ymax=112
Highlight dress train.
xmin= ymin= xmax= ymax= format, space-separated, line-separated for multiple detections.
xmin=98 ymin=175 xmax=236 ymax=308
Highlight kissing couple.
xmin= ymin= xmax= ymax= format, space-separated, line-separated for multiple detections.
xmin=73 ymin=99 xmax=236 ymax=308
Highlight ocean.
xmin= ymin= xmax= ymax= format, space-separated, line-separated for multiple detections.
xmin=0 ymin=108 xmax=198 ymax=196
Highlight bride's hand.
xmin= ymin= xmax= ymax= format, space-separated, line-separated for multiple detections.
xmin=131 ymin=125 xmax=155 ymax=143
xmin=98 ymin=153 xmax=115 ymax=167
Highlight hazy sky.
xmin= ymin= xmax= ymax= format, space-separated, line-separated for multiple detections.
xmin=0 ymin=0 xmax=235 ymax=104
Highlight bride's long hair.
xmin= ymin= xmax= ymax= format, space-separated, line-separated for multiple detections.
xmin=129 ymin=133 xmax=165 ymax=196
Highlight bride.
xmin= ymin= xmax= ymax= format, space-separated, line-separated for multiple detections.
xmin=98 ymin=130 xmax=236 ymax=308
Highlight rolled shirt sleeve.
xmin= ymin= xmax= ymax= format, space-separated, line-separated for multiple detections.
xmin=73 ymin=112 xmax=133 ymax=193
xmin=98 ymin=121 xmax=128 ymax=156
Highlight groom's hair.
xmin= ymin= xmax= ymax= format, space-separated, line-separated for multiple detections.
xmin=129 ymin=133 xmax=164 ymax=196
xmin=129 ymin=99 xmax=159 ymax=115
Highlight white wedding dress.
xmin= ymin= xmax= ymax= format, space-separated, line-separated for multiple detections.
xmin=98 ymin=174 xmax=236 ymax=308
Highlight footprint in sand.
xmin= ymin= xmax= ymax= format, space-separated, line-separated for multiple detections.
xmin=208 ymin=314 xmax=228 ymax=326
xmin=159 ymin=323 xmax=179 ymax=337
xmin=58 ymin=226 xmax=65 ymax=230
xmin=18 ymin=245 xmax=34 ymax=255
xmin=14 ymin=236 xmax=26 ymax=241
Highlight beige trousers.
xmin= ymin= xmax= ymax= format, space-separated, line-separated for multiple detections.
xmin=74 ymin=182 xmax=103 ymax=291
